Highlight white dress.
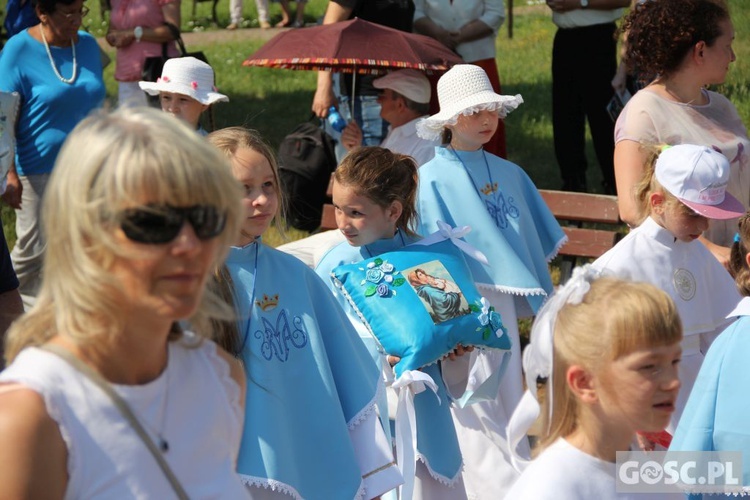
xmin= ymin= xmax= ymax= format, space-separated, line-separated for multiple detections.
xmin=0 ymin=333 xmax=250 ymax=499
xmin=507 ymin=438 xmax=677 ymax=499
xmin=593 ymin=217 xmax=740 ymax=431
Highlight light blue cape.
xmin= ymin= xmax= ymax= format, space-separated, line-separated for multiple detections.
xmin=229 ymin=241 xmax=381 ymax=499
xmin=670 ymin=297 xmax=750 ymax=496
xmin=417 ymin=147 xmax=565 ymax=314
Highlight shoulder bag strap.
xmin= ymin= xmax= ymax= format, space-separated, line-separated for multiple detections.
xmin=39 ymin=344 xmax=190 ymax=500
xmin=163 ymin=21 xmax=188 ymax=56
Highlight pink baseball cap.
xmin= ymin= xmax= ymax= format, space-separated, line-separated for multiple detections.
xmin=655 ymin=144 xmax=745 ymax=220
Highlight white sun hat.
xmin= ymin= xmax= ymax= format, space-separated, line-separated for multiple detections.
xmin=139 ymin=57 xmax=229 ymax=105
xmin=416 ymin=64 xmax=523 ymax=141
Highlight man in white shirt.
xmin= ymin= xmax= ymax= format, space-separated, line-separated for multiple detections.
xmin=339 ymin=69 xmax=439 ymax=166
xmin=277 ymin=69 xmax=439 ymax=268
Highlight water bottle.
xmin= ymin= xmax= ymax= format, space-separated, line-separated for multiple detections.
xmin=327 ymin=106 xmax=347 ymax=133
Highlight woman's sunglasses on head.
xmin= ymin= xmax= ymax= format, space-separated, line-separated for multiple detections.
xmin=120 ymin=205 xmax=226 ymax=244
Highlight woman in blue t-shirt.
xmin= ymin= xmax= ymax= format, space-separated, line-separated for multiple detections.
xmin=0 ymin=0 xmax=105 ymax=308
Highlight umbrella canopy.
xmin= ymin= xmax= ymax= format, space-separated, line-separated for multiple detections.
xmin=243 ymin=17 xmax=464 ymax=75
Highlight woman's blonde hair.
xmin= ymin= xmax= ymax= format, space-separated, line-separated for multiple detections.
xmin=634 ymin=144 xmax=696 ymax=224
xmin=4 ymin=108 xmax=243 ymax=363
xmin=539 ymin=277 xmax=682 ymax=450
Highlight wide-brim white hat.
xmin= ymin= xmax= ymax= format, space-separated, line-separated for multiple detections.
xmin=416 ymin=64 xmax=522 ymax=141
xmin=139 ymin=57 xmax=228 ymax=105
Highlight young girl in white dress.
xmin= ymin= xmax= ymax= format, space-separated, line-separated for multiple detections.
xmin=207 ymin=129 xmax=402 ymax=499
xmin=415 ymin=63 xmax=566 ymax=497
xmin=593 ymin=144 xmax=742 ymax=443
xmin=507 ymin=267 xmax=682 ymax=499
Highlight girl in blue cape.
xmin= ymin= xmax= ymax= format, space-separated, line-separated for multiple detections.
xmin=207 ymin=128 xmax=402 ymax=500
xmin=670 ymin=211 xmax=750 ymax=496
xmin=315 ymin=147 xmax=470 ymax=499
xmin=415 ymin=64 xmax=566 ymax=497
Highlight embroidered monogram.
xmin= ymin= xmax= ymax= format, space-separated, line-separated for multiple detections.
xmin=254 ymin=309 xmax=309 ymax=362
xmin=484 ymin=191 xmax=520 ymax=229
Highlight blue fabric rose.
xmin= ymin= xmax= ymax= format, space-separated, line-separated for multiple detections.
xmin=366 ymin=269 xmax=384 ymax=283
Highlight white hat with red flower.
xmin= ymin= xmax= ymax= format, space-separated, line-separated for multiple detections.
xmin=139 ymin=57 xmax=228 ymax=105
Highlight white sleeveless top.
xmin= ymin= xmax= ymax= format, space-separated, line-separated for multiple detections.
xmin=0 ymin=333 xmax=250 ymax=499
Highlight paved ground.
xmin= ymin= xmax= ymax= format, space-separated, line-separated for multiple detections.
xmin=181 ymin=25 xmax=287 ymax=46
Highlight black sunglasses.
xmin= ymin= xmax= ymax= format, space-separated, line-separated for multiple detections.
xmin=119 ymin=205 xmax=226 ymax=244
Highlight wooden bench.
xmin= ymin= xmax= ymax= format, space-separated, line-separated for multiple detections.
xmin=538 ymin=189 xmax=625 ymax=283
xmin=320 ymin=175 xmax=337 ymax=231
xmin=319 ymin=184 xmax=626 ymax=282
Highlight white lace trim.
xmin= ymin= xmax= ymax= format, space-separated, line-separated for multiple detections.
xmin=680 ymin=485 xmax=750 ymax=496
xmin=416 ymin=452 xmax=464 ymax=487
xmin=347 ymin=392 xmax=379 ymax=430
xmin=476 ymin=282 xmax=547 ymax=298
xmin=241 ymin=474 xmax=367 ymax=500
xmin=203 ymin=340 xmax=244 ymax=426
xmin=240 ymin=475 xmax=302 ymax=499
xmin=353 ymin=481 xmax=367 ymax=500
xmin=416 ymin=96 xmax=524 ymax=141
xmin=546 ymin=234 xmax=568 ymax=263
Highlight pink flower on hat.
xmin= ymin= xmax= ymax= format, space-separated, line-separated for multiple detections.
xmin=158 ymin=76 xmax=170 ymax=83
xmin=191 ymin=81 xmax=198 ymax=90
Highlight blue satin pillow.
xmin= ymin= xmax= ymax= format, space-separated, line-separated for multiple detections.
xmin=331 ymin=238 xmax=512 ymax=377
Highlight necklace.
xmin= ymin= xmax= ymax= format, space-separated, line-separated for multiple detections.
xmin=237 ymin=240 xmax=260 ymax=356
xmin=39 ymin=25 xmax=77 ymax=84
xmin=660 ymin=82 xmax=701 ymax=106
xmin=143 ymin=357 xmax=171 ymax=453
xmin=450 ymin=146 xmax=496 ymax=199
xmin=117 ymin=348 xmax=171 ymax=453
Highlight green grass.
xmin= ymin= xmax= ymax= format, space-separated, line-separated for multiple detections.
xmin=2 ymin=1 xmax=750 ymax=249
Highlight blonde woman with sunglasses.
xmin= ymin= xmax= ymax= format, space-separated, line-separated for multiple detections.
xmin=0 ymin=108 xmax=251 ymax=499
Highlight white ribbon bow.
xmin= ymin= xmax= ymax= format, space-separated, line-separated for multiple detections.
xmin=414 ymin=221 xmax=489 ymax=266
xmin=391 ymin=370 xmax=440 ymax=500
xmin=507 ymin=264 xmax=603 ymax=473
